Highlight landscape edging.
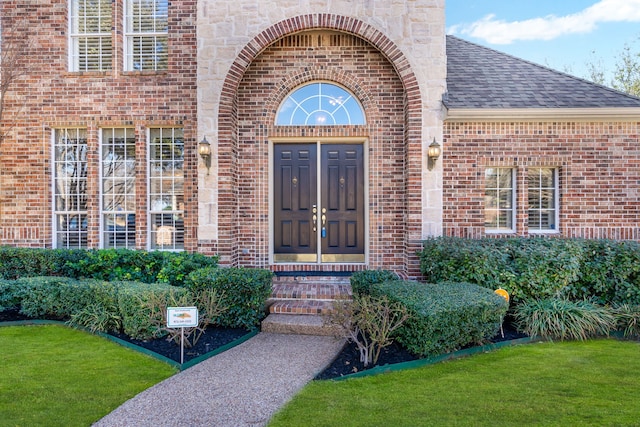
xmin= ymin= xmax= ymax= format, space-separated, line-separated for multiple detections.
xmin=328 ymin=336 xmax=542 ymax=381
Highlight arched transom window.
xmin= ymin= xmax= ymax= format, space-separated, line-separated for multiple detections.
xmin=276 ymin=82 xmax=365 ymax=125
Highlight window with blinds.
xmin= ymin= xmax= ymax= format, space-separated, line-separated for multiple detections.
xmin=69 ymin=0 xmax=112 ymax=71
xmin=124 ymin=0 xmax=168 ymax=71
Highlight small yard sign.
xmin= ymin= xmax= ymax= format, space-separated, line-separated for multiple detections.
xmin=167 ymin=307 xmax=198 ymax=328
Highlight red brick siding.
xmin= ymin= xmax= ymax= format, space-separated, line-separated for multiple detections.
xmin=443 ymin=121 xmax=640 ymax=240
xmin=221 ymin=32 xmax=408 ymax=274
xmin=0 ymin=1 xmax=198 ymax=249
xmin=216 ymin=16 xmax=424 ymax=276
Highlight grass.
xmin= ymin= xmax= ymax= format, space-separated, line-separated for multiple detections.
xmin=269 ymin=339 xmax=640 ymax=426
xmin=0 ymin=324 xmax=177 ymax=427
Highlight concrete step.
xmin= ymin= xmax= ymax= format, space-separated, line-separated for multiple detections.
xmin=261 ymin=314 xmax=341 ymax=336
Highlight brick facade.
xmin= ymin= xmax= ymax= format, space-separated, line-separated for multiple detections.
xmin=0 ymin=0 xmax=198 ymax=249
xmin=3 ymin=1 xmax=637 ymax=279
xmin=443 ymin=120 xmax=640 ymax=240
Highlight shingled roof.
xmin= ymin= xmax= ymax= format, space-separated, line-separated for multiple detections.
xmin=444 ymin=35 xmax=640 ymax=110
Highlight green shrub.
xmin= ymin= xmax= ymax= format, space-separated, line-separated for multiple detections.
xmin=0 ymin=248 xmax=77 ymax=279
xmin=0 ymin=247 xmax=219 ymax=286
xmin=513 ymin=298 xmax=616 ymax=341
xmin=116 ymin=281 xmax=190 ymax=339
xmin=568 ymin=239 xmax=640 ymax=305
xmin=420 ymin=237 xmax=640 ymax=306
xmin=420 ymin=237 xmax=515 ymax=290
xmin=17 ymin=277 xmax=93 ymax=318
xmin=67 ymin=281 xmax=121 ymax=333
xmin=509 ymin=238 xmax=583 ymax=302
xmin=0 ymin=279 xmax=23 ymax=311
xmin=185 ymin=267 xmax=273 ymax=329
xmin=350 ymin=270 xmax=399 ymax=296
xmin=369 ymin=280 xmax=508 ymax=357
xmin=156 ymin=252 xmax=219 ymax=286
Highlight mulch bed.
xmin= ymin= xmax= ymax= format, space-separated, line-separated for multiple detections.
xmin=316 ymin=321 xmax=527 ymax=380
xmin=1 ymin=309 xmax=527 ymax=379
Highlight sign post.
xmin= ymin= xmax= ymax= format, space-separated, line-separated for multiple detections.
xmin=167 ymin=307 xmax=199 ymax=365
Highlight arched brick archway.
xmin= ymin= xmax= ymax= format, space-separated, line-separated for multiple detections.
xmin=215 ymin=14 xmax=423 ymax=276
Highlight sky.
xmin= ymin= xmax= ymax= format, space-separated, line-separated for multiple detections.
xmin=446 ymin=0 xmax=640 ymax=84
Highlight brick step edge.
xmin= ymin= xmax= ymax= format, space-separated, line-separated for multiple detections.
xmin=270 ymin=283 xmax=352 ymax=301
xmin=268 ymin=299 xmax=336 ymax=315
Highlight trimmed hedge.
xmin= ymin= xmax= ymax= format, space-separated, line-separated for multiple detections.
xmin=350 ymin=270 xmax=399 ymax=295
xmin=368 ymin=280 xmax=508 ymax=357
xmin=0 ymin=247 xmax=218 ymax=286
xmin=420 ymin=237 xmax=640 ymax=305
xmin=185 ymin=267 xmax=273 ymax=329
xmin=116 ymin=281 xmax=190 ymax=339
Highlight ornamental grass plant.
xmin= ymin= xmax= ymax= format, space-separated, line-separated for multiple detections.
xmin=513 ymin=298 xmax=616 ymax=340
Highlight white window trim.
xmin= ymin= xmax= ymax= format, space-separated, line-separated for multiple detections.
xmin=123 ymin=0 xmax=168 ymax=72
xmin=100 ymin=127 xmax=137 ymax=249
xmin=52 ymin=128 xmax=89 ymax=249
xmin=485 ymin=167 xmax=516 ymax=234
xmin=528 ymin=167 xmax=560 ymax=235
xmin=68 ymin=0 xmax=112 ymax=72
xmin=147 ymin=127 xmax=185 ymax=251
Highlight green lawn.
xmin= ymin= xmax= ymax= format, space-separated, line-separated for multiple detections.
xmin=0 ymin=324 xmax=177 ymax=427
xmin=269 ymin=339 xmax=640 ymax=427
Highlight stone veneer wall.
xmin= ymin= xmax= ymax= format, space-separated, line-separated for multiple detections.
xmin=443 ymin=120 xmax=640 ymax=239
xmin=198 ymin=0 xmax=446 ymax=276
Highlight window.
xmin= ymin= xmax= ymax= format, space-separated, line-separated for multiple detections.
xmin=124 ymin=0 xmax=168 ymax=71
xmin=101 ymin=128 xmax=136 ymax=248
xmin=53 ymin=129 xmax=88 ymax=248
xmin=149 ymin=128 xmax=184 ymax=250
xmin=528 ymin=168 xmax=558 ymax=233
xmin=485 ymin=168 xmax=515 ymax=232
xmin=276 ymin=82 xmax=365 ymax=125
xmin=69 ymin=0 xmax=112 ymax=71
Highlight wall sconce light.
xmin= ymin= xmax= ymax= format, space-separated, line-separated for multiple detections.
xmin=427 ymin=138 xmax=442 ymax=170
xmin=198 ymin=136 xmax=211 ymax=175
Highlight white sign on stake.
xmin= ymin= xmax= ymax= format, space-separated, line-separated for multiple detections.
xmin=167 ymin=306 xmax=198 ymax=328
xmin=167 ymin=307 xmax=199 ymax=365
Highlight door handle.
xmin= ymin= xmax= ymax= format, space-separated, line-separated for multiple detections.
xmin=321 ymin=214 xmax=326 ymax=226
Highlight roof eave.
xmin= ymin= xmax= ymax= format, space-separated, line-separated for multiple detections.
xmin=444 ymin=107 xmax=640 ymax=122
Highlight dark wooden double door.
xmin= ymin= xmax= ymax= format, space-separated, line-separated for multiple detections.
xmin=274 ymin=143 xmax=365 ymax=263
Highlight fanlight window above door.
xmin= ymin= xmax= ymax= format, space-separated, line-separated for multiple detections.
xmin=276 ymin=82 xmax=365 ymax=125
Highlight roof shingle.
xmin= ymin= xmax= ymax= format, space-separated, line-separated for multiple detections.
xmin=444 ymin=35 xmax=640 ymax=109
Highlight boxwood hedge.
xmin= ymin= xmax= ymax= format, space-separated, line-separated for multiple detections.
xmin=368 ymin=280 xmax=508 ymax=357
xmin=420 ymin=237 xmax=640 ymax=305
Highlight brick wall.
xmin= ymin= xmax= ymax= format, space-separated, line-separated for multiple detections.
xmin=0 ymin=1 xmax=198 ymax=249
xmin=443 ymin=121 xmax=640 ymax=240
xmin=227 ymin=31 xmax=409 ymax=272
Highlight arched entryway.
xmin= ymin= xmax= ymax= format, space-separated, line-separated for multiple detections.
xmin=215 ymin=16 xmax=423 ymax=276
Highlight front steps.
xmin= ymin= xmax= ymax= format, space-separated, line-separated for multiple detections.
xmin=261 ymin=275 xmax=352 ymax=336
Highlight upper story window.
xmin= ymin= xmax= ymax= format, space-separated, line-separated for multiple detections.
xmin=124 ymin=0 xmax=168 ymax=71
xmin=485 ymin=167 xmax=515 ymax=233
xmin=276 ymin=82 xmax=365 ymax=125
xmin=69 ymin=0 xmax=113 ymax=71
xmin=528 ymin=168 xmax=559 ymax=233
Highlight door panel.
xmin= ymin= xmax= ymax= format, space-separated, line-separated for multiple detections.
xmin=273 ymin=143 xmax=365 ymax=263
xmin=321 ymin=144 xmax=365 ymax=262
xmin=273 ymin=144 xmax=317 ymax=262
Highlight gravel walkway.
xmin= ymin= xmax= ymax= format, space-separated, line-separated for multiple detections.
xmin=93 ymin=333 xmax=345 ymax=427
